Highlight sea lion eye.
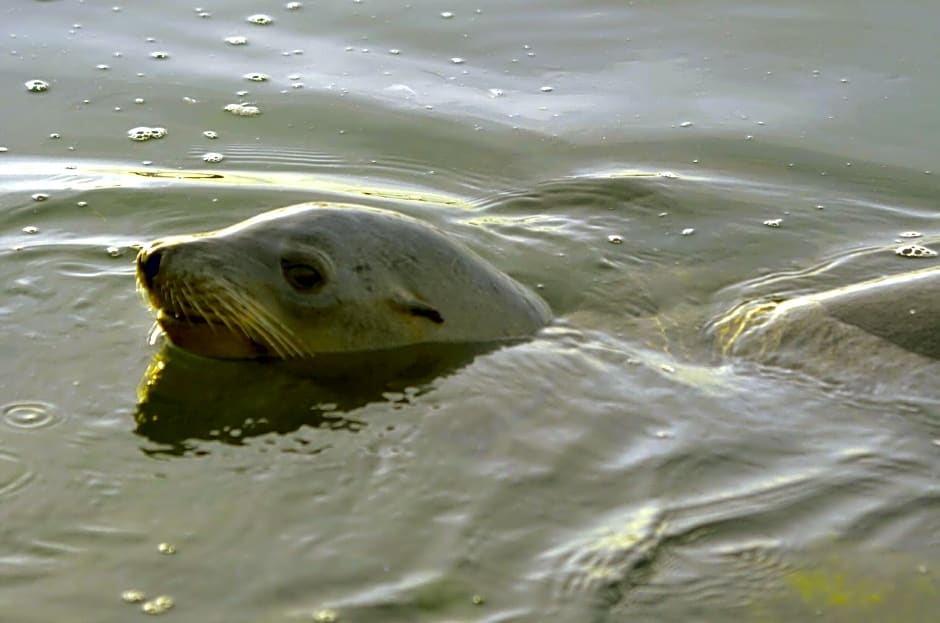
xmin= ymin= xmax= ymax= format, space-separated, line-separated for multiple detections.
xmin=282 ymin=261 xmax=325 ymax=292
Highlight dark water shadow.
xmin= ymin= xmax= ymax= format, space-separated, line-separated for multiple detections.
xmin=133 ymin=341 xmax=501 ymax=456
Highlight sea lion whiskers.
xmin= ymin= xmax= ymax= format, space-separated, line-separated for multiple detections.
xmin=174 ymin=278 xmax=296 ymax=358
xmin=208 ymin=287 xmax=280 ymax=355
xmin=169 ymin=283 xmax=195 ymax=322
xmin=202 ymin=288 xmax=269 ymax=352
xmin=191 ymin=281 xmax=280 ymax=355
xmin=162 ymin=280 xmax=205 ymax=324
xmin=164 ymin=285 xmax=182 ymax=319
xmin=184 ymin=282 xmax=216 ymax=328
xmin=235 ymin=292 xmax=308 ymax=358
xmin=209 ymin=280 xmax=306 ymax=358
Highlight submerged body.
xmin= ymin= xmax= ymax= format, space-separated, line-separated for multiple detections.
xmin=136 ymin=203 xmax=552 ymax=359
xmin=710 ymin=265 xmax=940 ymax=385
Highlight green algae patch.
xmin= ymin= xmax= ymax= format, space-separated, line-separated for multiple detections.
xmin=785 ymin=569 xmax=885 ymax=609
xmin=750 ymin=551 xmax=940 ymax=623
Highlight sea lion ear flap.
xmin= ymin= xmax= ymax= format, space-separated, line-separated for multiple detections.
xmin=388 ymin=292 xmax=445 ymax=324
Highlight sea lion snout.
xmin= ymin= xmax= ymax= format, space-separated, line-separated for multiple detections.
xmin=137 ymin=246 xmax=163 ymax=289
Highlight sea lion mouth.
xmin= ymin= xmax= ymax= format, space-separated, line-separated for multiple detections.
xmin=155 ymin=309 xmax=274 ymax=359
xmin=144 ymin=282 xmax=234 ymax=332
xmin=161 ymin=309 xmax=205 ymax=323
xmin=161 ymin=309 xmax=213 ymax=326
xmin=142 ymin=277 xmax=308 ymax=359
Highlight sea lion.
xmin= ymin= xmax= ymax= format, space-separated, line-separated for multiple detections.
xmin=135 ymin=203 xmax=552 ymax=359
xmin=713 ymin=266 xmax=940 ymax=360
xmin=707 ymin=265 xmax=940 ymax=392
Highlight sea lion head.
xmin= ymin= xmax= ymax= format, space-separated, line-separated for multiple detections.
xmin=135 ymin=203 xmax=551 ymax=359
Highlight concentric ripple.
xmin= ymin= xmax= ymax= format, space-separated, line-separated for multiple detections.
xmin=2 ymin=401 xmax=60 ymax=430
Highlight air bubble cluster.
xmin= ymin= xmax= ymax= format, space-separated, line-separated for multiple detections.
xmin=224 ymin=103 xmax=261 ymax=116
xmin=895 ymin=244 xmax=937 ymax=258
xmin=127 ymin=126 xmax=168 ymax=141
xmin=141 ymin=595 xmax=174 ymax=615
xmin=122 ymin=590 xmax=146 ymax=603
xmin=25 ymin=79 xmax=49 ymax=92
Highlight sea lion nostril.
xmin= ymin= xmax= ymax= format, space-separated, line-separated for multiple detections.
xmin=139 ymin=248 xmax=163 ymax=288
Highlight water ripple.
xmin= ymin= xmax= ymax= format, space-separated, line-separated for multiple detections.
xmin=0 ymin=448 xmax=34 ymax=498
xmin=186 ymin=144 xmax=343 ymax=169
xmin=184 ymin=146 xmax=507 ymax=194
xmin=2 ymin=401 xmax=60 ymax=430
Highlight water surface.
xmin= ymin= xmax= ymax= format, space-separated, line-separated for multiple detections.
xmin=1 ymin=1 xmax=938 ymax=621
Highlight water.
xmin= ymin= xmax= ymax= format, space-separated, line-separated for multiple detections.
xmin=1 ymin=1 xmax=938 ymax=621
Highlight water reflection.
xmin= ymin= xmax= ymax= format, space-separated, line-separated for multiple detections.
xmin=134 ymin=341 xmax=500 ymax=453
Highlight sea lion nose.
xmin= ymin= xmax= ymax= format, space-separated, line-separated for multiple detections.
xmin=137 ymin=247 xmax=163 ymax=289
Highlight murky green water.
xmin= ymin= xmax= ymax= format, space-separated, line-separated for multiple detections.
xmin=2 ymin=1 xmax=938 ymax=621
